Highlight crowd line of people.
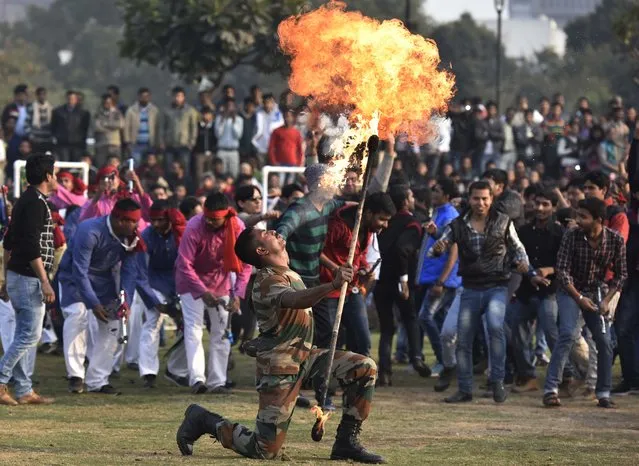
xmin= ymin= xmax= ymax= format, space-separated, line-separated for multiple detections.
xmin=0 ymin=81 xmax=638 ymax=462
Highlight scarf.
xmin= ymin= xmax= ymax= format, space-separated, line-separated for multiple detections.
xmin=108 ymin=210 xmax=146 ymax=253
xmin=51 ymin=211 xmax=66 ymax=249
xmin=149 ymin=207 xmax=187 ymax=245
xmin=203 ymin=207 xmax=243 ymax=273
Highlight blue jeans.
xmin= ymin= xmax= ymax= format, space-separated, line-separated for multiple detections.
xmin=456 ymin=287 xmax=508 ymax=394
xmin=510 ymin=295 xmax=560 ymax=379
xmin=544 ymin=291 xmax=613 ymax=399
xmin=0 ymin=271 xmax=45 ymax=397
xmin=419 ymin=286 xmax=456 ymax=365
xmin=325 ymin=294 xmax=371 ymax=357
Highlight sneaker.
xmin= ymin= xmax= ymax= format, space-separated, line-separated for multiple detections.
xmin=208 ymin=385 xmax=231 ymax=395
xmin=17 ymin=391 xmax=55 ymax=405
xmin=68 ymin=377 xmax=84 ymax=394
xmin=431 ymin=363 xmax=444 ymax=378
xmin=611 ymin=381 xmax=639 ymax=396
xmin=542 ymin=392 xmax=561 ymax=408
xmin=511 ymin=378 xmax=539 ymax=394
xmin=597 ymin=397 xmax=616 ymax=409
xmin=535 ymin=353 xmax=550 ymax=367
xmin=0 ymin=383 xmax=18 ymax=406
xmin=164 ymin=369 xmax=189 ymax=388
xmin=191 ymin=381 xmax=207 ymax=395
xmin=444 ymin=391 xmax=473 ymax=403
xmin=143 ymin=374 xmax=157 ymax=389
xmin=493 ymin=382 xmax=507 ymax=403
xmin=88 ymin=384 xmax=121 ymax=395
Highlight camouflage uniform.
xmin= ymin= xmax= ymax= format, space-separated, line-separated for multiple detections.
xmin=214 ymin=265 xmax=377 ymax=459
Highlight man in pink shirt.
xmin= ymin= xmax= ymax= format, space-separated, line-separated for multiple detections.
xmin=176 ymin=192 xmax=252 ymax=394
xmin=79 ymin=165 xmax=152 ymax=229
xmin=49 ymin=171 xmax=87 ymax=210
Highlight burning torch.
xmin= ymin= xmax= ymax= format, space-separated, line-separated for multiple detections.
xmin=311 ymin=134 xmax=379 ymax=442
xmin=117 ymin=290 xmax=128 ymax=344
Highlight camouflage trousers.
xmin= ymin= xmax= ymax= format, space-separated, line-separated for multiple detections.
xmin=215 ymin=349 xmax=377 ymax=459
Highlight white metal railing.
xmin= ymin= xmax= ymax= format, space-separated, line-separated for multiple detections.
xmin=261 ymin=165 xmax=306 ymax=215
xmin=13 ymin=160 xmax=90 ymax=199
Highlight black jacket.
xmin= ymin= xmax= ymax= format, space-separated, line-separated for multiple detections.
xmin=4 ymin=186 xmax=54 ymax=277
xmin=494 ymin=189 xmax=525 ymax=228
xmin=378 ymin=211 xmax=422 ymax=284
xmin=194 ymin=121 xmax=217 ymax=154
xmin=450 ymin=210 xmax=511 ymax=289
xmin=51 ymin=105 xmax=90 ymax=147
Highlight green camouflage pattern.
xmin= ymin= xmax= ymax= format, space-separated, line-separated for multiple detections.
xmin=251 ymin=265 xmax=314 ymax=376
xmin=215 ymin=348 xmax=377 ymax=459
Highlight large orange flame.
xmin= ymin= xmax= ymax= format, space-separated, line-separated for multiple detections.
xmin=278 ymin=1 xmax=455 ymax=145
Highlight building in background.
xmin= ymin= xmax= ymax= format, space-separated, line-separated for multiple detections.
xmin=481 ymin=16 xmax=567 ymax=59
xmin=509 ymin=0 xmax=601 ymax=27
xmin=0 ymin=0 xmax=54 ymax=23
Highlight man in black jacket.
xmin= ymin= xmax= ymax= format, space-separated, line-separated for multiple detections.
xmin=0 ymin=153 xmax=56 ymax=406
xmin=51 ymin=90 xmax=90 ymax=162
xmin=482 ymin=168 xmax=525 ymax=227
xmin=375 ymin=184 xmax=431 ymax=386
xmin=431 ymin=181 xmax=530 ymax=404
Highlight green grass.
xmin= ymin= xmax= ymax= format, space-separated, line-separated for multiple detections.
xmin=2 ymin=335 xmax=639 ymax=465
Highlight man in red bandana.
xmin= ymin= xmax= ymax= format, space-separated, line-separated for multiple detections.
xmin=57 ymin=199 xmax=162 ymax=395
xmin=176 ymin=192 xmax=252 ymax=394
xmin=79 ymin=164 xmax=152 ymax=228
xmin=134 ymin=200 xmax=186 ymax=388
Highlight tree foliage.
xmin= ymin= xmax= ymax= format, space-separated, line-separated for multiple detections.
xmin=118 ymin=0 xmax=306 ymax=87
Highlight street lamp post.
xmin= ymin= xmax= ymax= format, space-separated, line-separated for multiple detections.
xmin=495 ymin=0 xmax=505 ymax=110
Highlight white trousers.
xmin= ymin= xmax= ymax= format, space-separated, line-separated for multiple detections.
xmin=62 ymin=301 xmax=119 ymax=390
xmin=181 ymin=293 xmax=230 ymax=388
xmin=112 ymin=291 xmax=144 ymax=371
xmin=138 ymin=289 xmax=166 ymax=377
xmin=166 ymin=336 xmax=189 ymax=378
xmin=0 ymin=299 xmax=36 ymax=377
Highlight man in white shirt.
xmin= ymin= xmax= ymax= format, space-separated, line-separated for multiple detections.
xmin=251 ymin=94 xmax=284 ymax=167
xmin=214 ymin=99 xmax=243 ymax=179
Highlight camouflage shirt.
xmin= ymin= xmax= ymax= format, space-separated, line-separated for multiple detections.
xmin=252 ymin=265 xmax=314 ymax=376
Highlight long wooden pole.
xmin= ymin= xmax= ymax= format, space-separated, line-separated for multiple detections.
xmin=312 ymin=135 xmax=379 ymax=441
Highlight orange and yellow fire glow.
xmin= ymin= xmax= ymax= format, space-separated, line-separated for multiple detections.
xmin=278 ymin=1 xmax=455 ymax=186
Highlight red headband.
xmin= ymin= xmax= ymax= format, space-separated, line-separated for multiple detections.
xmin=149 ymin=208 xmax=168 ymax=220
xmin=98 ymin=166 xmax=119 ymax=179
xmin=57 ymin=172 xmax=74 ymax=181
xmin=204 ymin=207 xmax=230 ymax=219
xmin=112 ymin=207 xmax=141 ymax=222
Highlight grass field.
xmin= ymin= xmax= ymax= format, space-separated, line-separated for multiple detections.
xmin=2 ymin=336 xmax=639 ymax=466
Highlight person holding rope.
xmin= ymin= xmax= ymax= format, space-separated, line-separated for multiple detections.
xmin=176 ymin=226 xmax=384 ymax=464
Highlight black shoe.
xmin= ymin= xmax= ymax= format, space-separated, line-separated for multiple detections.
xmin=68 ymin=377 xmax=84 ymax=394
xmin=481 ymin=381 xmax=494 ymax=398
xmin=493 ymin=382 xmax=507 ymax=403
xmin=127 ymin=362 xmax=139 ymax=371
xmin=473 ymin=359 xmax=488 ymax=375
xmin=38 ymin=342 xmax=58 ymax=354
xmin=597 ymin=397 xmax=617 ymax=409
xmin=225 ymin=379 xmax=236 ymax=389
xmin=110 ymin=370 xmax=120 ymax=379
xmin=143 ymin=374 xmax=157 ymax=389
xmin=176 ymin=404 xmax=224 ymax=456
xmin=611 ymin=381 xmax=639 ymax=396
xmin=434 ymin=367 xmax=455 ymax=392
xmin=444 ymin=391 xmax=473 ymax=403
xmin=330 ymin=415 xmax=385 ymax=464
xmin=296 ymin=394 xmax=312 ymax=408
xmin=191 ymin=381 xmax=207 ymax=395
xmin=88 ymin=384 xmax=121 ymax=395
xmin=412 ymin=358 xmax=432 ymax=378
xmin=208 ymin=385 xmax=232 ymax=394
xmin=164 ymin=369 xmax=189 ymax=388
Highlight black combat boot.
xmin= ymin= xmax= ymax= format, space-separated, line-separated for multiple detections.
xmin=330 ymin=415 xmax=386 ymax=464
xmin=176 ymin=404 xmax=224 ymax=456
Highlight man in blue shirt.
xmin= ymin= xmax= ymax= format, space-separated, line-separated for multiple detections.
xmin=415 ymin=178 xmax=461 ymax=377
xmin=136 ymin=200 xmax=185 ymax=388
xmin=58 ymin=199 xmax=160 ymax=395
